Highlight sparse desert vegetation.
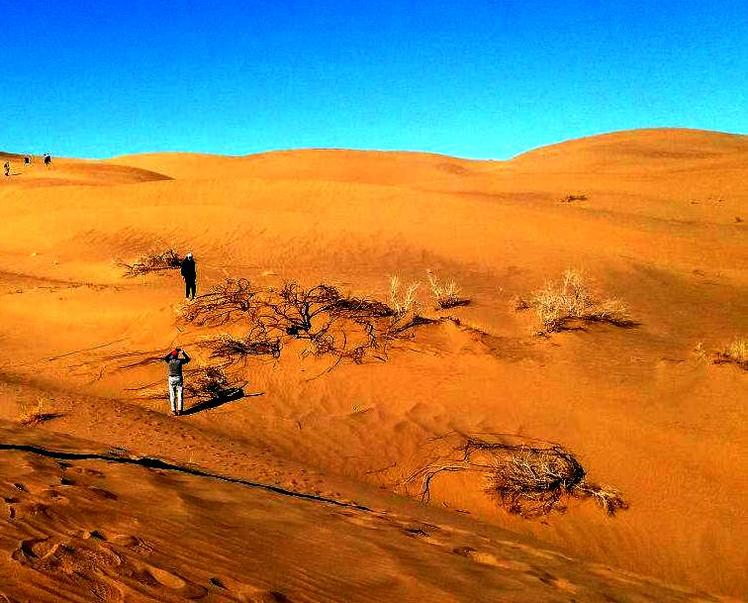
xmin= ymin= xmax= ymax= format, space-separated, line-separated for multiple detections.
xmin=389 ymin=275 xmax=420 ymax=317
xmin=404 ymin=434 xmax=627 ymax=518
xmin=17 ymin=397 xmax=62 ymax=427
xmin=119 ymin=249 xmax=182 ymax=277
xmin=714 ymin=338 xmax=748 ymax=370
xmin=516 ymin=269 xmax=634 ymax=335
xmin=177 ymin=276 xmax=434 ymax=371
xmin=426 ymin=270 xmax=469 ymax=309
xmin=560 ymin=194 xmax=588 ymax=203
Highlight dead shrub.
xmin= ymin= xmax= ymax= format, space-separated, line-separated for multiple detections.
xmin=560 ymin=194 xmax=588 ymax=203
xmin=488 ymin=444 xmax=627 ymax=517
xmin=120 ymin=249 xmax=181 ymax=277
xmin=181 ymin=278 xmax=260 ymax=327
xmin=404 ymin=434 xmax=627 ymax=519
xmin=714 ymin=338 xmax=748 ymax=370
xmin=202 ymin=329 xmax=282 ymax=364
xmin=426 ymin=270 xmax=469 ymax=309
xmin=18 ymin=398 xmax=63 ymax=427
xmin=518 ymin=269 xmax=634 ymax=335
xmin=183 ymin=366 xmax=247 ymax=402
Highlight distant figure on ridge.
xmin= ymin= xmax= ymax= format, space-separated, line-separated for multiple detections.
xmin=43 ymin=154 xmax=52 ymax=168
xmin=163 ymin=347 xmax=191 ymax=416
xmin=23 ymin=155 xmax=31 ymax=167
xmin=181 ymin=252 xmax=197 ymax=300
xmin=3 ymin=162 xmax=10 ymax=177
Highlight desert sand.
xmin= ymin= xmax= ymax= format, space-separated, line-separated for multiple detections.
xmin=0 ymin=128 xmax=745 ymax=601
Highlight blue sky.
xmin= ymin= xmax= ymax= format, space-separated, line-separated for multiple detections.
xmin=2 ymin=1 xmax=746 ymax=159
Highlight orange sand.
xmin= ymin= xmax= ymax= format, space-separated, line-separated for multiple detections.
xmin=0 ymin=128 xmax=745 ymax=601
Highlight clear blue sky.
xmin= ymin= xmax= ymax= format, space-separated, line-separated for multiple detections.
xmin=2 ymin=1 xmax=746 ymax=159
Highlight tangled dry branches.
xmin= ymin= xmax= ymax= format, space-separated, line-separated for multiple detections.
xmin=200 ymin=328 xmax=282 ymax=365
xmin=403 ymin=434 xmax=627 ymax=518
xmin=183 ymin=278 xmax=425 ymax=369
xmin=183 ymin=366 xmax=247 ymax=402
xmin=181 ymin=278 xmax=260 ymax=327
xmin=120 ymin=249 xmax=182 ymax=277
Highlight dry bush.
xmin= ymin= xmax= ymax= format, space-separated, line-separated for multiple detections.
xmin=488 ymin=444 xmax=627 ymax=517
xmin=404 ymin=434 xmax=627 ymax=519
xmin=120 ymin=249 xmax=181 ymax=277
xmin=201 ymin=328 xmax=282 ymax=364
xmin=518 ymin=269 xmax=634 ymax=335
xmin=426 ymin=270 xmax=469 ymax=309
xmin=258 ymin=281 xmax=401 ymax=364
xmin=513 ymin=295 xmax=532 ymax=311
xmin=714 ymin=338 xmax=748 ymax=370
xmin=181 ymin=278 xmax=260 ymax=327
xmin=183 ymin=366 xmax=247 ymax=402
xmin=560 ymin=194 xmax=588 ymax=203
xmin=18 ymin=397 xmax=62 ymax=427
xmin=183 ymin=279 xmax=409 ymax=367
xmin=260 ymin=282 xmax=347 ymax=337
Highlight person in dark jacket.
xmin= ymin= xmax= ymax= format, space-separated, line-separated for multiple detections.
xmin=163 ymin=347 xmax=191 ymax=415
xmin=3 ymin=162 xmax=10 ymax=177
xmin=181 ymin=252 xmax=197 ymax=300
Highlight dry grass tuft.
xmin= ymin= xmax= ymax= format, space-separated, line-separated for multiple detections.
xmin=120 ymin=249 xmax=181 ymax=277
xmin=389 ymin=276 xmax=420 ymax=317
xmin=518 ymin=269 xmax=634 ymax=335
xmin=426 ymin=270 xmax=469 ymax=309
xmin=714 ymin=338 xmax=748 ymax=370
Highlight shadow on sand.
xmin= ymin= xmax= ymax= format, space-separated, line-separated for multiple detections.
xmin=183 ymin=389 xmax=264 ymax=416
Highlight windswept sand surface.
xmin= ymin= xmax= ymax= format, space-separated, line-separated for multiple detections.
xmin=0 ymin=128 xmax=746 ymax=601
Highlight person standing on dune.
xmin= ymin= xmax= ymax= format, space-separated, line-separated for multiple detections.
xmin=181 ymin=252 xmax=197 ymax=300
xmin=3 ymin=162 xmax=10 ymax=177
xmin=164 ymin=347 xmax=190 ymax=416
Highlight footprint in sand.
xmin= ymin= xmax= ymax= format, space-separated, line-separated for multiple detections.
xmin=453 ymin=546 xmax=532 ymax=571
xmin=452 ymin=546 xmax=578 ymax=593
xmin=134 ymin=563 xmax=208 ymax=599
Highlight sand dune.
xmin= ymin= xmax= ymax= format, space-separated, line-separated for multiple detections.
xmin=1 ymin=128 xmax=746 ymax=601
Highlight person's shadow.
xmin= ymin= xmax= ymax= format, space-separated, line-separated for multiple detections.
xmin=182 ymin=389 xmax=264 ymax=416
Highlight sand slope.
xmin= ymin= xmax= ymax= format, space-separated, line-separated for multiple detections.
xmin=1 ymin=128 xmax=746 ymax=601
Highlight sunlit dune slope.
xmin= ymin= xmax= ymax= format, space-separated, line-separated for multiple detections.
xmin=510 ymin=128 xmax=748 ymax=172
xmin=108 ymin=148 xmax=487 ymax=186
xmin=0 ymin=128 xmax=746 ymax=600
